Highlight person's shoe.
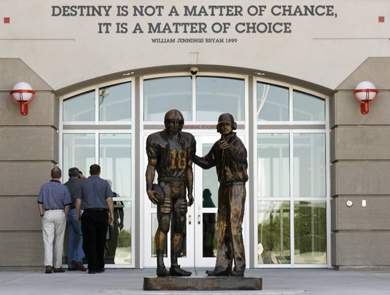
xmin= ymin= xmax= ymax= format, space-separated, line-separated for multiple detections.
xmin=96 ymin=268 xmax=105 ymax=273
xmin=44 ymin=266 xmax=53 ymax=274
xmin=53 ymin=267 xmax=65 ymax=273
xmin=170 ymin=265 xmax=192 ymax=276
xmin=231 ymin=270 xmax=244 ymax=277
xmin=206 ymin=268 xmax=230 ymax=276
xmin=68 ymin=261 xmax=77 ymax=271
xmin=156 ymin=265 xmax=169 ymax=277
xmin=88 ymin=269 xmax=96 ymax=274
xmin=74 ymin=261 xmax=87 ymax=271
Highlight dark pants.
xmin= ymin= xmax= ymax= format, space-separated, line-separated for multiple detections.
xmin=215 ymin=182 xmax=246 ymax=272
xmin=81 ymin=210 xmax=108 ymax=271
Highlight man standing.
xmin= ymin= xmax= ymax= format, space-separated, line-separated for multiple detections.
xmin=194 ymin=113 xmax=248 ymax=276
xmin=78 ymin=164 xmax=114 ymax=274
xmin=65 ymin=167 xmax=86 ymax=271
xmin=146 ymin=109 xmax=195 ymax=277
xmin=37 ymin=167 xmax=72 ymax=274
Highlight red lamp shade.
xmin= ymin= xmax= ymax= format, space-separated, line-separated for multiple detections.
xmin=10 ymin=82 xmax=35 ymax=116
xmin=353 ymin=81 xmax=378 ymax=115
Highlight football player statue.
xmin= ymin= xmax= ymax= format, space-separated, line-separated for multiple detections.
xmin=145 ymin=109 xmax=196 ymax=277
xmin=193 ymin=113 xmax=248 ymax=277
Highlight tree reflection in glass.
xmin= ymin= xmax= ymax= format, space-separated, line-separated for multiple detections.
xmin=257 ymin=201 xmax=290 ymax=264
xmin=294 ymin=201 xmax=326 ymax=264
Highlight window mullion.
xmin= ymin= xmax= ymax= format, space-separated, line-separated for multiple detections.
xmin=95 ymin=131 xmax=99 ymax=165
xmin=192 ymin=75 xmax=196 ymax=122
xmin=289 ymin=86 xmax=293 ymax=122
xmin=95 ymin=87 xmax=99 ymax=123
xmin=290 ymin=131 xmax=295 ymax=266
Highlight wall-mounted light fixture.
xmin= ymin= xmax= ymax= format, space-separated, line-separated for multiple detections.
xmin=353 ymin=81 xmax=378 ymax=115
xmin=10 ymin=82 xmax=35 ymax=116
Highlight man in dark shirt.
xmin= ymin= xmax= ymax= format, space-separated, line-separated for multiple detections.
xmin=146 ymin=109 xmax=195 ymax=277
xmin=77 ymin=164 xmax=114 ymax=274
xmin=194 ymin=113 xmax=248 ymax=276
xmin=65 ymin=167 xmax=86 ymax=271
xmin=37 ymin=167 xmax=72 ymax=273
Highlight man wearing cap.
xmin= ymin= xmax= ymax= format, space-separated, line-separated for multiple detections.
xmin=65 ymin=167 xmax=86 ymax=271
xmin=37 ymin=167 xmax=72 ymax=274
xmin=193 ymin=113 xmax=248 ymax=276
xmin=145 ymin=109 xmax=196 ymax=277
xmin=78 ymin=164 xmax=114 ymax=274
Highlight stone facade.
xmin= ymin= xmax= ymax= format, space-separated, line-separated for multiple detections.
xmin=331 ymin=57 xmax=390 ymax=268
xmin=0 ymin=59 xmax=57 ymax=266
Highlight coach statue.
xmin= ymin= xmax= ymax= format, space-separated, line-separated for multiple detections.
xmin=194 ymin=113 xmax=248 ymax=276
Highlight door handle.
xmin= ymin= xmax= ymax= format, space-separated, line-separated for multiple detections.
xmin=188 ymin=214 xmax=192 ymax=225
xmin=197 ymin=214 xmax=201 ymax=225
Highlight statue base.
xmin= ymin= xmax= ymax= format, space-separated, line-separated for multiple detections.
xmin=143 ymin=276 xmax=262 ymax=290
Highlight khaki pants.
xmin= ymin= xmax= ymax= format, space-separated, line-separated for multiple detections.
xmin=42 ymin=210 xmax=66 ymax=268
xmin=215 ymin=183 xmax=246 ymax=272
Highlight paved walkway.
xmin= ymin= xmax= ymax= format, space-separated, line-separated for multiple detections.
xmin=1 ymin=268 xmax=390 ymax=294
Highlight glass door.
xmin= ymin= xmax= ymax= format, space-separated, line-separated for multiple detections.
xmin=193 ymin=135 xmax=219 ymax=267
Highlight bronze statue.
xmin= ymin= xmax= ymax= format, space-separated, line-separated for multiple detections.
xmin=194 ymin=113 xmax=248 ymax=276
xmin=145 ymin=109 xmax=196 ymax=277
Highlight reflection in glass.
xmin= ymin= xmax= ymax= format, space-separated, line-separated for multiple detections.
xmin=203 ymin=213 xmax=217 ymax=257
xmin=294 ymin=201 xmax=326 ymax=264
xmin=105 ymin=200 xmax=132 ymax=264
xmin=63 ymin=91 xmax=95 ymax=122
xmin=144 ymin=77 xmax=192 ymax=121
xmin=293 ymin=91 xmax=325 ymax=121
xmin=257 ymin=83 xmax=289 ymax=121
xmin=99 ymin=82 xmax=131 ymax=121
xmin=99 ymin=134 xmax=132 ymax=199
xmin=257 ymin=201 xmax=290 ymax=264
xmin=293 ymin=134 xmax=325 ymax=198
xmin=99 ymin=134 xmax=132 ymax=264
xmin=258 ymin=134 xmax=289 ymax=198
xmin=202 ymin=144 xmax=218 ymax=207
xmin=63 ymin=134 xmax=95 ymax=179
xmin=197 ymin=77 xmax=245 ymax=122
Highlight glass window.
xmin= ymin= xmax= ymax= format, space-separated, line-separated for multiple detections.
xmin=99 ymin=82 xmax=131 ymax=122
xmin=99 ymin=134 xmax=132 ymax=199
xmin=203 ymin=213 xmax=217 ymax=257
xmin=144 ymin=77 xmax=192 ymax=122
xmin=293 ymin=91 xmax=325 ymax=121
xmin=294 ymin=201 xmax=326 ymax=264
xmin=202 ymin=143 xmax=218 ymax=208
xmin=63 ymin=133 xmax=95 ymax=177
xmin=196 ymin=77 xmax=245 ymax=122
xmin=256 ymin=82 xmax=328 ymax=266
xmin=63 ymin=91 xmax=95 ymax=122
xmin=258 ymin=134 xmax=290 ymax=198
xmin=293 ymin=133 xmax=325 ymax=198
xmin=105 ymin=200 xmax=132 ymax=265
xmin=99 ymin=134 xmax=132 ymax=265
xmin=257 ymin=83 xmax=289 ymax=121
xmin=257 ymin=201 xmax=290 ymax=264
